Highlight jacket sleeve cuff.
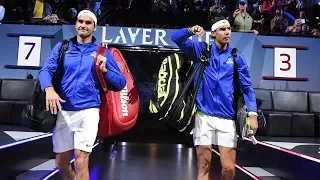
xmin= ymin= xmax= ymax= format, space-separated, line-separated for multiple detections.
xmin=38 ymin=72 xmax=53 ymax=91
xmin=244 ymin=95 xmax=257 ymax=113
xmin=188 ymin=27 xmax=195 ymax=35
xmin=104 ymin=70 xmax=116 ymax=84
xmin=104 ymin=70 xmax=112 ymax=80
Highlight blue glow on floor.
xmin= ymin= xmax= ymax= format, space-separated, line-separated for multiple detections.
xmin=40 ymin=142 xmax=99 ymax=180
xmin=0 ymin=133 xmax=52 ymax=150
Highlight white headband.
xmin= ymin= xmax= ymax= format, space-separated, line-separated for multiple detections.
xmin=211 ymin=19 xmax=230 ymax=32
xmin=77 ymin=10 xmax=97 ymax=25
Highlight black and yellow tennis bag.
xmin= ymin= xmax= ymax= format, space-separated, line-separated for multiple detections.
xmin=149 ymin=43 xmax=211 ymax=134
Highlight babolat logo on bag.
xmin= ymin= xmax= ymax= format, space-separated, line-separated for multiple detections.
xmin=149 ymin=42 xmax=211 ymax=134
xmin=149 ymin=53 xmax=197 ymax=134
xmin=158 ymin=58 xmax=169 ymax=98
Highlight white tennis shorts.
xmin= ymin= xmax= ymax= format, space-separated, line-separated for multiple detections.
xmin=52 ymin=108 xmax=100 ymax=153
xmin=193 ymin=111 xmax=237 ymax=148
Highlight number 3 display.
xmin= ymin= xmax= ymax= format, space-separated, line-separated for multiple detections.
xmin=17 ymin=36 xmax=42 ymax=66
xmin=274 ymin=47 xmax=296 ymax=78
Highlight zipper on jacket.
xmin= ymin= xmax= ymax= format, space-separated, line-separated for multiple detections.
xmin=213 ymin=56 xmax=219 ymax=115
xmin=73 ymin=53 xmax=83 ymax=102
xmin=216 ymin=54 xmax=221 ymax=113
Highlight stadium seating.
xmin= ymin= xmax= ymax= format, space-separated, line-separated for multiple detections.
xmin=255 ymin=88 xmax=316 ymax=137
xmin=0 ymin=78 xmax=39 ymax=126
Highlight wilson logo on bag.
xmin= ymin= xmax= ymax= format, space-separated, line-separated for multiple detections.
xmin=95 ymin=45 xmax=139 ymax=139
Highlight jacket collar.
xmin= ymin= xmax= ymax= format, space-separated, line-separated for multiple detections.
xmin=69 ymin=36 xmax=97 ymax=45
xmin=211 ymin=41 xmax=231 ymax=55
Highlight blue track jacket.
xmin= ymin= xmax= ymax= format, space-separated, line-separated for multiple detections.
xmin=171 ymin=28 xmax=257 ymax=120
xmin=38 ymin=37 xmax=126 ymax=111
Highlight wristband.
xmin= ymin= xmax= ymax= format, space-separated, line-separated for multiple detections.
xmin=188 ymin=26 xmax=195 ymax=35
xmin=248 ymin=112 xmax=258 ymax=116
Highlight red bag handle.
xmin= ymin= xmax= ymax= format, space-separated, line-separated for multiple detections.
xmin=95 ymin=44 xmax=108 ymax=92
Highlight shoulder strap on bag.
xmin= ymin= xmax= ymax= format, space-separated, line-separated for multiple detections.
xmin=52 ymin=39 xmax=69 ymax=94
xmin=232 ymin=48 xmax=238 ymax=92
xmin=168 ymin=42 xmax=211 ymax=117
xmin=232 ymin=48 xmax=238 ymax=85
xmin=183 ymin=41 xmax=211 ymax=94
xmin=232 ymin=48 xmax=243 ymax=119
xmin=232 ymin=48 xmax=242 ymax=98
xmin=200 ymin=42 xmax=211 ymax=62
xmin=95 ymin=44 xmax=108 ymax=92
xmin=190 ymin=42 xmax=211 ymax=103
xmin=57 ymin=40 xmax=69 ymax=72
xmin=176 ymin=42 xmax=210 ymax=103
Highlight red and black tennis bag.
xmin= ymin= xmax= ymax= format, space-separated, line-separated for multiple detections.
xmin=95 ymin=45 xmax=139 ymax=139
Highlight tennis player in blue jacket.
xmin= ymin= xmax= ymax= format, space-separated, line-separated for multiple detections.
xmin=38 ymin=9 xmax=126 ymax=180
xmin=171 ymin=17 xmax=258 ymax=180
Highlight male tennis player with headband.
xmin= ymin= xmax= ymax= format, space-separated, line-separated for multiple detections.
xmin=171 ymin=17 xmax=258 ymax=180
xmin=38 ymin=9 xmax=126 ymax=180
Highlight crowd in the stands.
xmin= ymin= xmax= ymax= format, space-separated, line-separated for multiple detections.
xmin=0 ymin=0 xmax=319 ymax=37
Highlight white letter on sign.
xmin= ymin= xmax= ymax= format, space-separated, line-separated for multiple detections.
xmin=17 ymin=36 xmax=42 ymax=66
xmin=274 ymin=47 xmax=296 ymax=78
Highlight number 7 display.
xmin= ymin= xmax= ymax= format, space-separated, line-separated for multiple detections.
xmin=17 ymin=36 xmax=42 ymax=67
